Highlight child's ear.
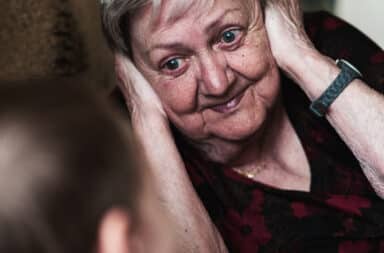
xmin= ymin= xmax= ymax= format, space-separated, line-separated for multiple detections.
xmin=97 ymin=208 xmax=141 ymax=253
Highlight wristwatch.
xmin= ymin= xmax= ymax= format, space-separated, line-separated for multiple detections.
xmin=310 ymin=59 xmax=363 ymax=117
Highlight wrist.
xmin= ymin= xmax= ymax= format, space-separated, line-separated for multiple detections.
xmin=271 ymin=35 xmax=315 ymax=75
xmin=310 ymin=59 xmax=363 ymax=117
xmin=281 ymin=48 xmax=341 ymax=100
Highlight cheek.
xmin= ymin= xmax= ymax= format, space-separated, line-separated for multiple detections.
xmin=227 ymin=29 xmax=274 ymax=78
xmin=256 ymin=65 xmax=281 ymax=108
xmin=166 ymin=111 xmax=207 ymax=139
xmin=228 ymin=29 xmax=280 ymax=103
xmin=133 ymin=55 xmax=198 ymax=116
xmin=137 ymin=65 xmax=207 ymax=139
xmin=152 ymin=74 xmax=208 ymax=139
xmin=153 ymin=71 xmax=198 ymax=115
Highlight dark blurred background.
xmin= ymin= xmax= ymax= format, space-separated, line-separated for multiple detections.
xmin=302 ymin=0 xmax=335 ymax=12
xmin=302 ymin=0 xmax=383 ymax=49
xmin=0 ymin=0 xmax=381 ymax=89
xmin=0 ymin=0 xmax=114 ymax=91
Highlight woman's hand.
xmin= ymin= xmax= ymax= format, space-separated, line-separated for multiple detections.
xmin=265 ymin=1 xmax=384 ymax=198
xmin=115 ymin=53 xmax=228 ymax=252
xmin=264 ymin=0 xmax=335 ymax=94
xmin=115 ymin=54 xmax=166 ymax=122
xmin=264 ymin=0 xmax=315 ymax=73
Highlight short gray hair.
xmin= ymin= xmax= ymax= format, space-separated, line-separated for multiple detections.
xmin=100 ymin=0 xmax=266 ymax=55
xmin=101 ymin=0 xmax=202 ymax=55
xmin=101 ymin=0 xmax=148 ymax=55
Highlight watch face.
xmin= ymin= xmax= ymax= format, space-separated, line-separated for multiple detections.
xmin=336 ymin=59 xmax=363 ymax=77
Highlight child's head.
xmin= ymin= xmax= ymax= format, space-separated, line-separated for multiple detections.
xmin=0 ymin=79 xmax=175 ymax=253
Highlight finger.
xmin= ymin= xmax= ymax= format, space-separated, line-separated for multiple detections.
xmin=115 ymin=53 xmax=150 ymax=101
xmin=115 ymin=53 xmax=133 ymax=87
xmin=114 ymin=54 xmax=166 ymax=116
xmin=114 ymin=54 xmax=134 ymax=105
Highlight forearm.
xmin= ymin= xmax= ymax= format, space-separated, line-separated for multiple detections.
xmin=286 ymin=49 xmax=384 ymax=197
xmin=132 ymin=113 xmax=228 ymax=253
xmin=115 ymin=53 xmax=227 ymax=252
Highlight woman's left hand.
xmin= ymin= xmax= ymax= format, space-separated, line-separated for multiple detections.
xmin=264 ymin=0 xmax=315 ymax=74
xmin=265 ymin=0 xmax=384 ymax=198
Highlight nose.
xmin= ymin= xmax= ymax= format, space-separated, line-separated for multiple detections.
xmin=197 ymin=50 xmax=234 ymax=97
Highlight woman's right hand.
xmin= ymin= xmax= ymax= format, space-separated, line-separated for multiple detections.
xmin=114 ymin=53 xmax=228 ymax=253
xmin=114 ymin=53 xmax=166 ymax=122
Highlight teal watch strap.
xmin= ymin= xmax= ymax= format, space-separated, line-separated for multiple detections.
xmin=310 ymin=59 xmax=362 ymax=117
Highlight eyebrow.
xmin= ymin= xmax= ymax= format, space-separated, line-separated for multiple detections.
xmin=148 ymin=42 xmax=190 ymax=53
xmin=204 ymin=8 xmax=242 ymax=34
xmin=146 ymin=7 xmax=242 ymax=53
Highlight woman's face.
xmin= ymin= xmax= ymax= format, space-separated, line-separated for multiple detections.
xmin=130 ymin=0 xmax=280 ymax=163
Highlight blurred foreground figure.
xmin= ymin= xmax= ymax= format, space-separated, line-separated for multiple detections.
xmin=0 ymin=80 xmax=176 ymax=253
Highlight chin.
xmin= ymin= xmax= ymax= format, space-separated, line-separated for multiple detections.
xmin=192 ymin=105 xmax=271 ymax=164
xmin=192 ymin=134 xmax=253 ymax=165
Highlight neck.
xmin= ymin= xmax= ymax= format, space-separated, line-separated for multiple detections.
xmin=227 ymin=98 xmax=310 ymax=189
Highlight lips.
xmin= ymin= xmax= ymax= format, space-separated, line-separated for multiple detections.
xmin=211 ymin=91 xmax=245 ymax=113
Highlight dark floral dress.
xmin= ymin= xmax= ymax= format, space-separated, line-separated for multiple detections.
xmin=176 ymin=12 xmax=384 ymax=253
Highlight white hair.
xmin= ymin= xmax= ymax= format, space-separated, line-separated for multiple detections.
xmin=101 ymin=0 xmax=215 ymax=55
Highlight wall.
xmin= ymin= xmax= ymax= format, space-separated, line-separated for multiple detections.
xmin=334 ymin=0 xmax=384 ymax=49
xmin=0 ymin=0 xmax=114 ymax=91
xmin=302 ymin=0 xmax=384 ymax=48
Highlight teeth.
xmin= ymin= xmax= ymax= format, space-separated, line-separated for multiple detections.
xmin=211 ymin=92 xmax=244 ymax=113
xmin=226 ymin=98 xmax=237 ymax=108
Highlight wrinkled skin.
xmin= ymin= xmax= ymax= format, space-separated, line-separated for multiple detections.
xmin=114 ymin=1 xmax=384 ymax=252
xmin=115 ymin=0 xmax=317 ymax=164
xmin=264 ymin=0 xmax=315 ymax=77
xmin=125 ymin=0 xmax=281 ymax=163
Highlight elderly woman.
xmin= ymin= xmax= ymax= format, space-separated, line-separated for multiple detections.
xmin=101 ymin=0 xmax=384 ymax=252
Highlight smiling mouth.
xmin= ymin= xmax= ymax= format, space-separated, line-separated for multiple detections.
xmin=211 ymin=91 xmax=245 ymax=113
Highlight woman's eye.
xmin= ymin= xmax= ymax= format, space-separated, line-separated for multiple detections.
xmin=221 ymin=29 xmax=240 ymax=44
xmin=163 ymin=58 xmax=182 ymax=70
xmin=160 ymin=57 xmax=188 ymax=75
